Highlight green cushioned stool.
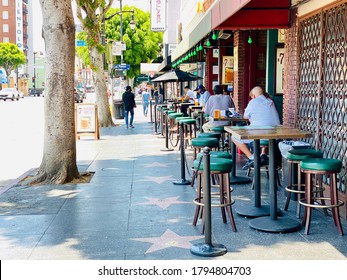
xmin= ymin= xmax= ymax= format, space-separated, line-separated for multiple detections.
xmin=168 ymin=112 xmax=183 ymax=119
xmin=191 ymin=137 xmax=219 ymax=160
xmin=197 ymin=132 xmax=221 ymax=140
xmin=284 ymin=148 xmax=324 ymax=218
xmin=211 ymin=126 xmax=225 ymax=133
xmin=299 ymin=158 xmax=344 ymax=235
xmin=260 ymin=140 xmax=269 ymax=146
xmin=175 ymin=116 xmax=192 ymax=122
xmin=192 ymin=157 xmax=236 ymax=232
xmin=177 ymin=118 xmax=197 ymax=149
xmin=300 ymin=158 xmax=342 ymax=171
xmin=197 ymin=151 xmax=231 ymax=160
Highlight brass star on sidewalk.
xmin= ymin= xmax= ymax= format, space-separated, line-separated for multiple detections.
xmin=140 ymin=175 xmax=173 ymax=184
xmin=136 ymin=196 xmax=191 ymax=209
xmin=142 ymin=162 xmax=168 ymax=168
xmin=131 ymin=229 xmax=203 ymax=253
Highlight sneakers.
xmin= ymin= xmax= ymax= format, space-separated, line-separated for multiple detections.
xmin=242 ymin=154 xmax=268 ymax=170
xmin=130 ymin=125 xmax=135 ymax=128
xmin=260 ymin=154 xmax=268 ymax=165
xmin=242 ymin=159 xmax=254 ymax=170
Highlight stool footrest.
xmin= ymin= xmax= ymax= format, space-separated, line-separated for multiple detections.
xmin=193 ymin=197 xmax=235 ymax=208
xmin=299 ymin=198 xmax=344 ymax=209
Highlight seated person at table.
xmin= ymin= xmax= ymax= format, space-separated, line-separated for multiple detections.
xmin=202 ymin=85 xmax=235 ymax=132
xmin=180 ymin=86 xmax=195 ymax=116
xmin=232 ymin=86 xmax=281 ymax=170
xmin=195 ymin=84 xmax=211 ymax=106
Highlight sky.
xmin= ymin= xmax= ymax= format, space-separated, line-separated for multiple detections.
xmin=32 ymin=0 xmax=149 ymax=53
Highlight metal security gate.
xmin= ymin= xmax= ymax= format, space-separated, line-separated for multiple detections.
xmin=297 ymin=2 xmax=347 ymax=194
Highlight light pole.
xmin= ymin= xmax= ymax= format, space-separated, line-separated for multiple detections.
xmin=33 ymin=51 xmax=42 ymax=96
xmin=103 ymin=0 xmax=135 ymax=66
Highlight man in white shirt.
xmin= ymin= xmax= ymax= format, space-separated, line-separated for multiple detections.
xmin=183 ymin=86 xmax=195 ymax=103
xmin=232 ymin=86 xmax=281 ymax=169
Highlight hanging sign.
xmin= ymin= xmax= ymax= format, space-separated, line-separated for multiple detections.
xmin=150 ymin=0 xmax=167 ymax=31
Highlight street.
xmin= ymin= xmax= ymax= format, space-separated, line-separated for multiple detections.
xmin=0 ymin=92 xmax=97 ymax=187
xmin=0 ymin=96 xmax=44 ymax=186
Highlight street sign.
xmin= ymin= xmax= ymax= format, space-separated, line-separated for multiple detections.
xmin=113 ymin=64 xmax=130 ymax=70
xmin=76 ymin=40 xmax=87 ymax=47
xmin=112 ymin=42 xmax=126 ymax=55
xmin=112 ymin=41 xmax=122 ymax=56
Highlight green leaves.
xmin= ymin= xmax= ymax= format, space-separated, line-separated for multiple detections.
xmin=0 ymin=42 xmax=26 ymax=77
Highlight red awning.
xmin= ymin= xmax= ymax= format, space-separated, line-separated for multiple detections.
xmin=212 ymin=0 xmax=291 ymax=30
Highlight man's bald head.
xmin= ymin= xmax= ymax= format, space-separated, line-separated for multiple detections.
xmin=251 ymin=86 xmax=263 ymax=98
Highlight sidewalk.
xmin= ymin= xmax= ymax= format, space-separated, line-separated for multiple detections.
xmin=0 ymin=103 xmax=346 ymax=260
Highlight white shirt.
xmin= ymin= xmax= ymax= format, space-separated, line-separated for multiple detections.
xmin=244 ymin=95 xmax=280 ymax=126
xmin=186 ymin=89 xmax=195 ymax=103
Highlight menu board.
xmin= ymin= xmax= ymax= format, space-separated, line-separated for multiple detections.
xmin=75 ymin=103 xmax=100 ymax=140
xmin=222 ymin=56 xmax=234 ymax=85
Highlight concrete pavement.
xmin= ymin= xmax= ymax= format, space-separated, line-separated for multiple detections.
xmin=0 ymin=102 xmax=346 ymax=260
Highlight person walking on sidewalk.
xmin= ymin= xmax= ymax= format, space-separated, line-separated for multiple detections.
xmin=142 ymin=89 xmax=150 ymax=116
xmin=122 ymin=85 xmax=136 ymax=128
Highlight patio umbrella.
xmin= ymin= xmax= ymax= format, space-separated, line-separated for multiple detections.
xmin=151 ymin=69 xmax=202 ymax=82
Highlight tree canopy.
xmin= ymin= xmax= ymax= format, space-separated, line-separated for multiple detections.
xmin=0 ymin=42 xmax=26 ymax=78
xmin=75 ymin=5 xmax=163 ymax=79
xmin=104 ymin=6 xmax=163 ymax=78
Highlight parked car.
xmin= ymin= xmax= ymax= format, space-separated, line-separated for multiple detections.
xmin=18 ymin=90 xmax=24 ymax=98
xmin=74 ymin=88 xmax=84 ymax=103
xmin=0 ymin=88 xmax=20 ymax=101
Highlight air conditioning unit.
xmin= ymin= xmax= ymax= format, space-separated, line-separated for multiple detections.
xmin=218 ymin=30 xmax=232 ymax=40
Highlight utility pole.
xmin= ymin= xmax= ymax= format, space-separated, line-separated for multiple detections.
xmin=120 ymin=0 xmax=123 ymax=64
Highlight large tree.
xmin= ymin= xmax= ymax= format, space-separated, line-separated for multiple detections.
xmin=75 ymin=0 xmax=114 ymax=127
xmin=30 ymin=0 xmax=79 ymax=185
xmin=0 ymin=42 xmax=26 ymax=84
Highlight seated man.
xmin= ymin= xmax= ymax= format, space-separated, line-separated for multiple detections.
xmin=195 ymin=84 xmax=211 ymax=106
xmin=202 ymin=85 xmax=235 ymax=132
xmin=180 ymin=86 xmax=195 ymax=116
xmin=232 ymin=86 xmax=281 ymax=170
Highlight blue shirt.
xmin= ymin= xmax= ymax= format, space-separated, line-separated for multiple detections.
xmin=199 ymin=90 xmax=211 ymax=106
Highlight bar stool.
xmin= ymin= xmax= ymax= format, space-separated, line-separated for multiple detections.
xmin=210 ymin=126 xmax=226 ymax=149
xmin=178 ymin=118 xmax=197 ymax=149
xmin=197 ymin=132 xmax=222 ymax=140
xmin=191 ymin=137 xmax=219 ymax=159
xmin=191 ymin=150 xmax=232 ymax=187
xmin=192 ymin=157 xmax=237 ymax=232
xmin=299 ymin=158 xmax=344 ymax=235
xmin=284 ymin=148 xmax=323 ymax=218
xmin=167 ymin=112 xmax=184 ymax=147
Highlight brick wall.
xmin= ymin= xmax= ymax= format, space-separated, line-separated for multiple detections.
xmin=283 ymin=8 xmax=299 ymax=128
xmin=233 ymin=31 xmax=246 ymax=114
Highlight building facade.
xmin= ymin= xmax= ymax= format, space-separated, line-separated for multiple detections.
xmin=170 ymin=0 xmax=347 ymax=218
xmin=0 ymin=0 xmax=29 ymax=91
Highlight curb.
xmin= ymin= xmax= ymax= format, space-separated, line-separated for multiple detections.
xmin=0 ymin=168 xmax=37 ymax=196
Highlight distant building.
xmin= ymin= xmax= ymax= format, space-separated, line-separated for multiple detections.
xmin=0 ymin=0 xmax=29 ymax=91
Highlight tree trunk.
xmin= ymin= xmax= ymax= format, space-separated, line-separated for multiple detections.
xmin=90 ymin=46 xmax=113 ymax=127
xmin=30 ymin=0 xmax=79 ymax=185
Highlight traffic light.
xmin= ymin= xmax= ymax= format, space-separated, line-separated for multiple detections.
xmin=32 ymin=76 xmax=35 ymax=82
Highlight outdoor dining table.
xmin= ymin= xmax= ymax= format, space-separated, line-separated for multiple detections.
xmin=213 ymin=116 xmax=251 ymax=184
xmin=224 ymin=125 xmax=312 ymax=233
